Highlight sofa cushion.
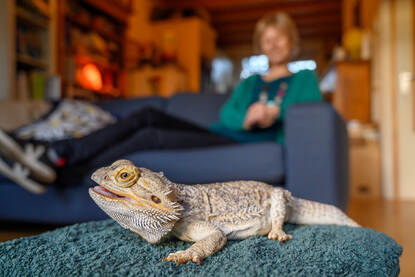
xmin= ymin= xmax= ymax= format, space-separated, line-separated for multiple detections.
xmin=0 ymin=174 xmax=107 ymax=224
xmin=0 ymin=220 xmax=402 ymax=276
xmin=124 ymin=142 xmax=284 ymax=185
xmin=0 ymin=142 xmax=283 ymax=224
xmin=165 ymin=93 xmax=228 ymax=127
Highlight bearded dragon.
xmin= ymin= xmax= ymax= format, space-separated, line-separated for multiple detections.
xmin=89 ymin=159 xmax=359 ymax=265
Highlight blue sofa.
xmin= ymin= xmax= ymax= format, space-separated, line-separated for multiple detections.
xmin=0 ymin=93 xmax=349 ymax=224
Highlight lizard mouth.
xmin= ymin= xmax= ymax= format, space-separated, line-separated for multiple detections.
xmin=91 ymin=186 xmax=133 ymax=202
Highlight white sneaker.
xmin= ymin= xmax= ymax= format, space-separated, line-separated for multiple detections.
xmin=0 ymin=157 xmax=46 ymax=194
xmin=0 ymin=129 xmax=56 ymax=183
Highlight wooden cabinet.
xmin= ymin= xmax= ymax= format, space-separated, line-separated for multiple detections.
xmin=349 ymin=137 xmax=381 ymax=198
xmin=332 ymin=61 xmax=379 ymax=197
xmin=333 ymin=61 xmax=371 ymax=123
xmin=151 ymin=17 xmax=216 ymax=93
xmin=127 ymin=65 xmax=187 ymax=98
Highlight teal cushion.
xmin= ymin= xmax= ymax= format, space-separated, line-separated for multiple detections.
xmin=0 ymin=220 xmax=402 ymax=276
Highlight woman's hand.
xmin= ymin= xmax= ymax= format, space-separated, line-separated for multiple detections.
xmin=243 ymin=102 xmax=266 ymax=130
xmin=243 ymin=102 xmax=280 ymax=130
xmin=258 ymin=105 xmax=280 ymax=128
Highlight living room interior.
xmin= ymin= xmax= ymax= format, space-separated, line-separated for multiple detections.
xmin=0 ymin=0 xmax=414 ymax=276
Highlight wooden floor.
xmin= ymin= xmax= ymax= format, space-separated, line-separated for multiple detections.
xmin=1 ymin=198 xmax=414 ymax=276
xmin=347 ymin=198 xmax=415 ymax=277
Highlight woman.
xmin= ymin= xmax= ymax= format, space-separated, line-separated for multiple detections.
xmin=211 ymin=12 xmax=321 ymax=145
xmin=0 ymin=12 xmax=321 ymax=193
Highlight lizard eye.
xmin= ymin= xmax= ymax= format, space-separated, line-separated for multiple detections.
xmin=151 ymin=195 xmax=161 ymax=204
xmin=116 ymin=167 xmax=140 ymax=187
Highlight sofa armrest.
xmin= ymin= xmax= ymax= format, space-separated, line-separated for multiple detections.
xmin=284 ymin=103 xmax=349 ymax=210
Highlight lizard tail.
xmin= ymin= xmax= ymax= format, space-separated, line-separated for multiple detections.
xmin=286 ymin=196 xmax=360 ymax=227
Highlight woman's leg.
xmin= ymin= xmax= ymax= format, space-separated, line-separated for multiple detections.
xmin=0 ymin=129 xmax=53 ymax=193
xmin=2 ymin=107 xmax=237 ymax=188
xmin=50 ymin=107 xmax=216 ymax=166
xmin=0 ymin=129 xmax=55 ymax=183
xmin=1 ymin=107 xmax=212 ymax=182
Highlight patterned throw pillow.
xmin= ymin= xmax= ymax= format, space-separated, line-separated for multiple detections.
xmin=15 ymin=100 xmax=116 ymax=142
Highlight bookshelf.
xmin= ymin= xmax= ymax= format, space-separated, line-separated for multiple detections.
xmin=11 ymin=0 xmax=58 ymax=100
xmin=17 ymin=54 xmax=48 ymax=69
xmin=0 ymin=0 xmax=131 ymax=101
xmin=57 ymin=0 xmax=131 ymax=100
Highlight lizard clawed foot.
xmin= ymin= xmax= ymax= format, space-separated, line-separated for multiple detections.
xmin=268 ymin=229 xmax=292 ymax=242
xmin=162 ymin=250 xmax=203 ymax=265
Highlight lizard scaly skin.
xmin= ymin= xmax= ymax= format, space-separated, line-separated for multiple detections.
xmin=89 ymin=159 xmax=359 ymax=265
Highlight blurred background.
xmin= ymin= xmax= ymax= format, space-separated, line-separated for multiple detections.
xmin=0 ymin=0 xmax=414 ymax=275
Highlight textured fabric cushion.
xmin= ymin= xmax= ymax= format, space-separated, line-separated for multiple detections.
xmin=165 ymin=93 xmax=228 ymax=127
xmin=0 ymin=220 xmax=402 ymax=276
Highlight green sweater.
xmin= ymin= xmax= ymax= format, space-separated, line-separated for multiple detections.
xmin=209 ymin=69 xmax=322 ymax=145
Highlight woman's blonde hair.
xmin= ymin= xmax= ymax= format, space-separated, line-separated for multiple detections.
xmin=253 ymin=12 xmax=300 ymax=58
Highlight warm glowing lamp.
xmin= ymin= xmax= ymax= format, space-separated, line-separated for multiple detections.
xmin=79 ymin=63 xmax=103 ymax=91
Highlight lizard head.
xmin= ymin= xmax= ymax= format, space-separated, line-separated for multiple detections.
xmin=89 ymin=159 xmax=183 ymax=243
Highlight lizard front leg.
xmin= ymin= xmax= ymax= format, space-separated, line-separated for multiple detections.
xmin=268 ymin=188 xmax=292 ymax=242
xmin=163 ymin=220 xmax=227 ymax=265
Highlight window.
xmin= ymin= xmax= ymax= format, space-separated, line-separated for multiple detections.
xmin=240 ymin=55 xmax=317 ymax=79
xmin=211 ymin=57 xmax=234 ymax=94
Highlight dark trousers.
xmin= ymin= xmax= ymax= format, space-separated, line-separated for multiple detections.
xmin=52 ymin=108 xmax=236 ymax=185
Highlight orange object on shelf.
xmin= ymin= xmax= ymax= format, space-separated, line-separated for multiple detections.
xmin=77 ymin=63 xmax=103 ymax=91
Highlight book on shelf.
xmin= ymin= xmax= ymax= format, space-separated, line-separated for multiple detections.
xmin=16 ymin=70 xmax=61 ymax=101
xmin=30 ymin=71 xmax=46 ymax=100
xmin=45 ymin=75 xmax=62 ymax=100
xmin=16 ymin=71 xmax=30 ymax=100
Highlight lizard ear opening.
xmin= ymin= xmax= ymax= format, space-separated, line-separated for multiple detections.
xmin=151 ymin=195 xmax=161 ymax=204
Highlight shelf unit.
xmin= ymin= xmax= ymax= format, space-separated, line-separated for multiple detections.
xmin=16 ymin=6 xmax=49 ymax=28
xmin=66 ymin=14 xmax=123 ymax=44
xmin=57 ymin=0 xmax=131 ymax=100
xmin=17 ymin=54 xmax=48 ymax=69
xmin=126 ymin=17 xmax=216 ymax=97
xmin=10 ymin=0 xmax=57 ymax=100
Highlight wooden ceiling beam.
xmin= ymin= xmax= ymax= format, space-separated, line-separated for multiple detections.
xmin=215 ymin=14 xmax=341 ymax=35
xmin=211 ymin=2 xmax=341 ymax=24
xmin=158 ymin=0 xmax=341 ymax=12
xmin=155 ymin=0 xmax=342 ymax=51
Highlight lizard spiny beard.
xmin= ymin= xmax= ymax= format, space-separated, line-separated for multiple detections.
xmin=91 ymin=194 xmax=181 ymax=243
